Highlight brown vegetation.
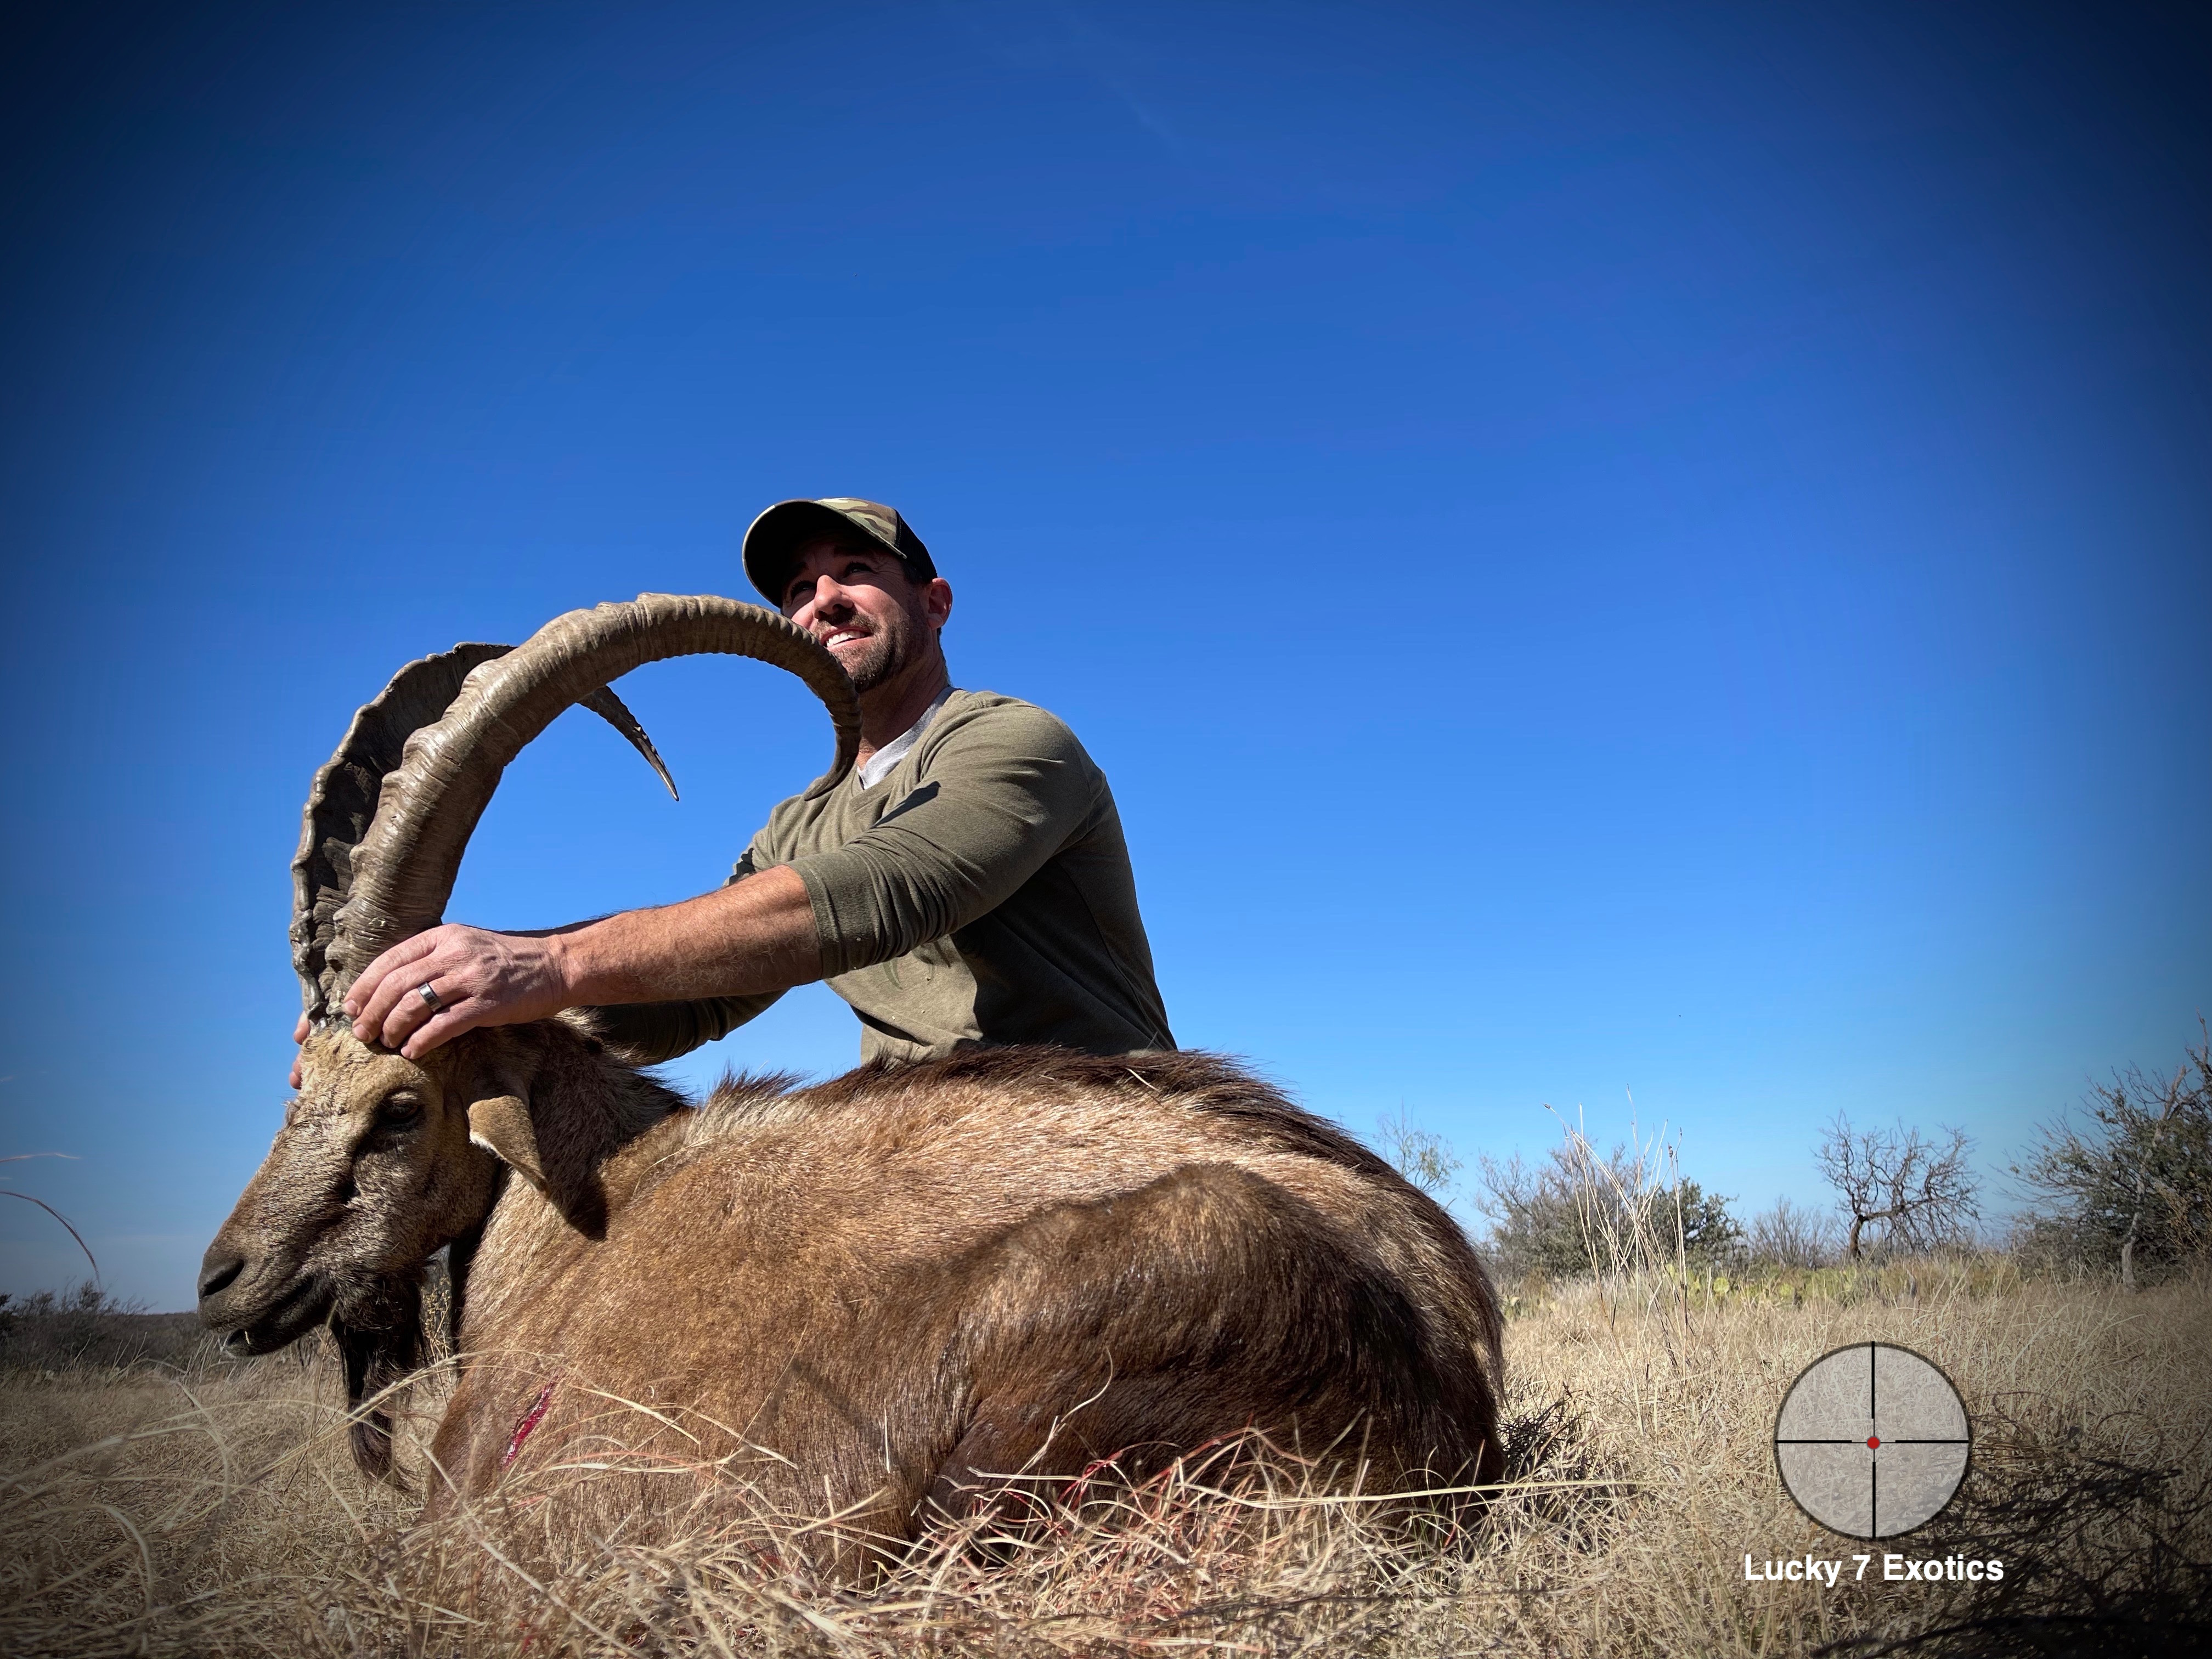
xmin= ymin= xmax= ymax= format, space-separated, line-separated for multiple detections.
xmin=7 ymin=1263 xmax=2206 ymax=1656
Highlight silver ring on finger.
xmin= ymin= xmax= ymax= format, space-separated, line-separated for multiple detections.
xmin=417 ymin=983 xmax=446 ymax=1015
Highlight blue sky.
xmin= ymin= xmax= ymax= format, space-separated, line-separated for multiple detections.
xmin=3 ymin=3 xmax=2206 ymax=1308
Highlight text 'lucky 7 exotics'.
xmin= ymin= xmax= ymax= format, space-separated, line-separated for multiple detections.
xmin=1743 ymin=1555 xmax=2005 ymax=1585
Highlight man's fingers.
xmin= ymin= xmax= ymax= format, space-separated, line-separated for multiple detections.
xmin=292 ymin=1014 xmax=311 ymax=1044
xmin=352 ymin=928 xmax=464 ymax=1043
xmin=354 ymin=966 xmax=423 ymax=1046
xmin=342 ymin=933 xmax=439 ymax=1018
xmin=397 ymin=998 xmax=488 ymax=1060
xmin=366 ymin=975 xmax=449 ymax=1052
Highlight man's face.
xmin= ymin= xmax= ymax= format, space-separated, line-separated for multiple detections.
xmin=779 ymin=538 xmax=949 ymax=695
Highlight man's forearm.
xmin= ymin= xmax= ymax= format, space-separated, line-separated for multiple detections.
xmin=550 ymin=864 xmax=821 ymax=1006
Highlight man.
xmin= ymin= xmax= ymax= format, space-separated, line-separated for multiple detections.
xmin=328 ymin=497 xmax=1175 ymax=1070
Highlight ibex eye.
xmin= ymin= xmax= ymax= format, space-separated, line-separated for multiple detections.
xmin=378 ymin=1096 xmax=424 ymax=1127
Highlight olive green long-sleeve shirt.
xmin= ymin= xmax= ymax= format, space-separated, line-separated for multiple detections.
xmin=588 ymin=690 xmax=1175 ymax=1066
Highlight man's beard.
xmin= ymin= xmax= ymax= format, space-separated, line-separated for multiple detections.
xmin=834 ymin=622 xmax=908 ymax=694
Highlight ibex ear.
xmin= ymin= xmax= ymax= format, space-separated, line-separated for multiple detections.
xmin=466 ymin=1096 xmax=545 ymax=1186
xmin=465 ymin=1092 xmax=610 ymax=1240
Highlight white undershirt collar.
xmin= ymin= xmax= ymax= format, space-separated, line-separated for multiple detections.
xmin=856 ymin=685 xmax=956 ymax=789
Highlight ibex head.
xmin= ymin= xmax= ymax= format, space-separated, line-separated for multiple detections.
xmin=196 ymin=1027 xmax=501 ymax=1476
xmin=199 ymin=1031 xmax=495 ymax=1358
xmin=199 ymin=595 xmax=859 ymax=1479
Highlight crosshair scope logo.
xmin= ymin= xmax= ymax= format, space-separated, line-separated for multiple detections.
xmin=1774 ymin=1342 xmax=1970 ymax=1539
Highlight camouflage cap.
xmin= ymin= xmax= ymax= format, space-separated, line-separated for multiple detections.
xmin=741 ymin=497 xmax=938 ymax=607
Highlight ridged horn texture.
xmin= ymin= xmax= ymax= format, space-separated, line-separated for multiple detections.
xmin=292 ymin=643 xmax=685 ymax=1020
xmin=319 ymin=594 xmax=858 ymax=1008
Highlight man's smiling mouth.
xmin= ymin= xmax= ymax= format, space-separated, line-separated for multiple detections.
xmin=823 ymin=628 xmax=868 ymax=648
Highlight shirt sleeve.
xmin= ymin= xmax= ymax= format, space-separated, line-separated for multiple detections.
xmin=789 ymin=703 xmax=1101 ymax=978
xmin=578 ymin=989 xmax=785 ymax=1065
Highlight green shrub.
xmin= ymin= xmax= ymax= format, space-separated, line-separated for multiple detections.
xmin=1474 ymin=1134 xmax=1741 ymax=1279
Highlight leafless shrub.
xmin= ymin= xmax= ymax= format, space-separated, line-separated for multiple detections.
xmin=1374 ymin=1107 xmax=1463 ymax=1201
xmin=2013 ymin=1030 xmax=2212 ymax=1288
xmin=1745 ymin=1196 xmax=1840 ymax=1268
xmin=1815 ymin=1115 xmax=1979 ymax=1259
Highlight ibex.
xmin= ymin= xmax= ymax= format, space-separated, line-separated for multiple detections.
xmin=199 ymin=595 xmax=1504 ymax=1552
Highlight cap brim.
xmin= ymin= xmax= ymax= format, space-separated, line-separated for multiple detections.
xmin=742 ymin=500 xmax=908 ymax=606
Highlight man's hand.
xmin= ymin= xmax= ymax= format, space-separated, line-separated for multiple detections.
xmin=284 ymin=867 xmax=817 ymax=1074
xmin=343 ymin=924 xmax=573 ymax=1059
xmin=290 ymin=1013 xmax=309 ymax=1090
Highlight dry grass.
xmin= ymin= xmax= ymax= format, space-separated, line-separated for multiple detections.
xmin=4 ymin=1268 xmax=2207 ymax=1656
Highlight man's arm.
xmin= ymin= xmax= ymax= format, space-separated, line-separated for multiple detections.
xmin=337 ymin=699 xmax=1103 ymax=1064
xmin=343 ymin=864 xmax=819 ymax=1060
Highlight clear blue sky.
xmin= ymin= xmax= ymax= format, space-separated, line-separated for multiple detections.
xmin=3 ymin=3 xmax=2205 ymax=1308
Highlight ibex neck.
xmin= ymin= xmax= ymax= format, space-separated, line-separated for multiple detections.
xmin=448 ymin=1032 xmax=687 ymax=1348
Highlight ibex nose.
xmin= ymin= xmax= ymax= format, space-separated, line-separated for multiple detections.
xmin=198 ymin=1251 xmax=246 ymax=1305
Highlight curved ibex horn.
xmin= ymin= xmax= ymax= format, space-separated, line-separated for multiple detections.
xmin=292 ymin=642 xmax=682 ymax=1020
xmin=319 ymin=594 xmax=857 ymax=1008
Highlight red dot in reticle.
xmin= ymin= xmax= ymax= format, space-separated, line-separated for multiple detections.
xmin=1867 ymin=1436 xmax=1881 ymax=1449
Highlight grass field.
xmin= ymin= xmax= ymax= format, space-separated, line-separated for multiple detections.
xmin=3 ymin=1263 xmax=2207 ymax=1656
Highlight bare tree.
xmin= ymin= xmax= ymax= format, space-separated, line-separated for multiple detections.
xmin=1745 ymin=1196 xmax=1838 ymax=1268
xmin=1814 ymin=1115 xmax=1979 ymax=1259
